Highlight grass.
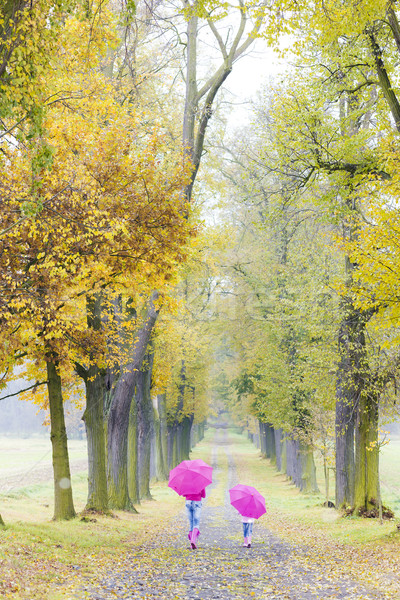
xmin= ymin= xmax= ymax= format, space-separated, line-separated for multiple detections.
xmin=0 ymin=476 xmax=183 ymax=599
xmin=0 ymin=437 xmax=87 ymax=475
xmin=0 ymin=428 xmax=399 ymax=598
xmin=227 ymin=429 xmax=400 ymax=547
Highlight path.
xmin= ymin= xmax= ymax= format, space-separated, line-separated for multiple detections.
xmin=80 ymin=429 xmax=390 ymax=600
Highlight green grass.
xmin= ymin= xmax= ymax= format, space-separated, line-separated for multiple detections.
xmin=227 ymin=429 xmax=400 ymax=547
xmin=380 ymin=439 xmax=400 ymax=514
xmin=0 ymin=437 xmax=87 ymax=475
xmin=0 ymin=428 xmax=399 ymax=599
xmin=0 ymin=475 xmax=183 ymax=599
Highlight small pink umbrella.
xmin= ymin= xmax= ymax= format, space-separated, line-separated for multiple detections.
xmin=229 ymin=484 xmax=266 ymax=519
xmin=168 ymin=459 xmax=213 ymax=496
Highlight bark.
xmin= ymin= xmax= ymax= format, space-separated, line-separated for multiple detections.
xmin=167 ymin=424 xmax=179 ymax=469
xmin=81 ymin=364 xmax=108 ymax=512
xmin=128 ymin=391 xmax=140 ymax=505
xmin=387 ymin=6 xmax=400 ymax=56
xmin=155 ymin=394 xmax=168 ymax=480
xmin=354 ymin=390 xmax=379 ymax=512
xmin=166 ymin=425 xmax=174 ymax=470
xmin=198 ymin=422 xmax=205 ymax=441
xmin=77 ymin=293 xmax=108 ymax=512
xmin=0 ymin=514 xmax=4 ymax=527
xmin=165 ymin=361 xmax=192 ymax=466
xmin=179 ymin=415 xmax=193 ymax=461
xmin=280 ymin=435 xmax=287 ymax=474
xmin=107 ymin=291 xmax=160 ymax=510
xmin=0 ymin=1 xmax=30 ymax=80
xmin=259 ymin=421 xmax=267 ymax=457
xmin=324 ymin=460 xmax=330 ymax=505
xmin=368 ymin=29 xmax=400 ymax=132
xmin=136 ymin=350 xmax=154 ymax=500
xmin=335 ymin=298 xmax=368 ymax=508
xmin=182 ymin=2 xmax=263 ymax=202
xmin=283 ymin=434 xmax=318 ymax=492
xmin=335 ymin=391 xmax=355 ymax=508
xmin=150 ymin=413 xmax=157 ymax=482
xmin=46 ymin=354 xmax=76 ymax=520
xmin=299 ymin=442 xmax=319 ymax=493
xmin=274 ymin=428 xmax=283 ymax=471
xmin=285 ymin=436 xmax=300 ymax=486
xmin=266 ymin=424 xmax=276 ymax=464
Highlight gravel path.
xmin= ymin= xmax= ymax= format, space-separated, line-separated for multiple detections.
xmin=81 ymin=429 xmax=387 ymax=600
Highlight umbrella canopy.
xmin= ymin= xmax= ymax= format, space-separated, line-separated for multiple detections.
xmin=229 ymin=484 xmax=266 ymax=519
xmin=168 ymin=459 xmax=213 ymax=496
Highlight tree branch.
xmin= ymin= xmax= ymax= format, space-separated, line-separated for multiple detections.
xmin=0 ymin=380 xmax=48 ymax=401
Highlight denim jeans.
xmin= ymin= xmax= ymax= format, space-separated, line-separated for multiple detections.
xmin=185 ymin=500 xmax=202 ymax=530
xmin=242 ymin=522 xmax=253 ymax=538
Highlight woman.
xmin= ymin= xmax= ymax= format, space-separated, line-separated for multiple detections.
xmin=185 ymin=487 xmax=205 ymax=549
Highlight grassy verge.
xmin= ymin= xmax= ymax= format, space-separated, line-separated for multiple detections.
xmin=1 ymin=428 xmax=399 ymax=599
xmin=0 ymin=476 xmax=183 ymax=599
xmin=228 ymin=429 xmax=400 ymax=547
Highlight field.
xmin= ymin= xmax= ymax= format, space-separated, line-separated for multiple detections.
xmin=1 ymin=434 xmax=400 ymax=520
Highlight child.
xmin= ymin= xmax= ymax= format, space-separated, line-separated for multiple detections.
xmin=242 ymin=515 xmax=254 ymax=548
xmin=184 ymin=488 xmax=206 ymax=549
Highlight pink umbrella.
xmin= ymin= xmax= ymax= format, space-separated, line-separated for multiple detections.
xmin=229 ymin=484 xmax=266 ymax=519
xmin=168 ymin=459 xmax=213 ymax=496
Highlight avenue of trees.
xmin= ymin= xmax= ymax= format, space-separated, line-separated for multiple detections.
xmin=0 ymin=0 xmax=264 ymax=521
xmin=210 ymin=0 xmax=400 ymax=516
xmin=2 ymin=0 xmax=400 ymax=526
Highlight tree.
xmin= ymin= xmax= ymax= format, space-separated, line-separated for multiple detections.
xmin=244 ymin=0 xmax=400 ymax=511
xmin=0 ymin=0 xmax=194 ymax=518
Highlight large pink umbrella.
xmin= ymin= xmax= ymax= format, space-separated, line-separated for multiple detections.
xmin=168 ymin=459 xmax=213 ymax=496
xmin=229 ymin=484 xmax=266 ymax=519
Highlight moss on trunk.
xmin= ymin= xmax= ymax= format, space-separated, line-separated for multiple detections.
xmin=354 ymin=392 xmax=379 ymax=512
xmin=82 ymin=365 xmax=108 ymax=512
xmin=46 ymin=355 xmax=76 ymax=521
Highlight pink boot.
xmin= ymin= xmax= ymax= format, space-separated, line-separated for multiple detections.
xmin=188 ymin=531 xmax=192 ymax=543
xmin=247 ymin=535 xmax=252 ymax=548
xmin=242 ymin=537 xmax=248 ymax=547
xmin=191 ymin=528 xmax=200 ymax=549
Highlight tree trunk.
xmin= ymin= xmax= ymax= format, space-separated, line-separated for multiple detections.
xmin=76 ymin=292 xmax=108 ymax=512
xmin=107 ymin=292 xmax=160 ymax=510
xmin=280 ymin=435 xmax=287 ymax=474
xmin=266 ymin=424 xmax=276 ymax=464
xmin=167 ymin=424 xmax=173 ymax=470
xmin=46 ymin=355 xmax=76 ymax=521
xmin=155 ymin=394 xmax=168 ymax=480
xmin=128 ymin=391 xmax=140 ymax=506
xmin=0 ymin=514 xmax=4 ymax=527
xmin=82 ymin=364 xmax=108 ymax=512
xmin=179 ymin=415 xmax=193 ymax=461
xmin=335 ymin=297 xmax=368 ymax=508
xmin=285 ymin=436 xmax=298 ymax=484
xmin=167 ymin=424 xmax=179 ymax=469
xmin=274 ymin=428 xmax=283 ymax=471
xmin=259 ymin=421 xmax=267 ymax=457
xmin=299 ymin=442 xmax=319 ymax=493
xmin=354 ymin=391 xmax=379 ymax=512
xmin=136 ymin=350 xmax=154 ymax=500
xmin=324 ymin=460 xmax=330 ymax=504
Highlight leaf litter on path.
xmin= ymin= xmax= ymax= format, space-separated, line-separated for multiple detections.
xmin=78 ymin=429 xmax=398 ymax=600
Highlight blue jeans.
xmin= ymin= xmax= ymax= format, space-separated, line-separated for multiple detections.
xmin=242 ymin=522 xmax=253 ymax=538
xmin=185 ymin=500 xmax=202 ymax=530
